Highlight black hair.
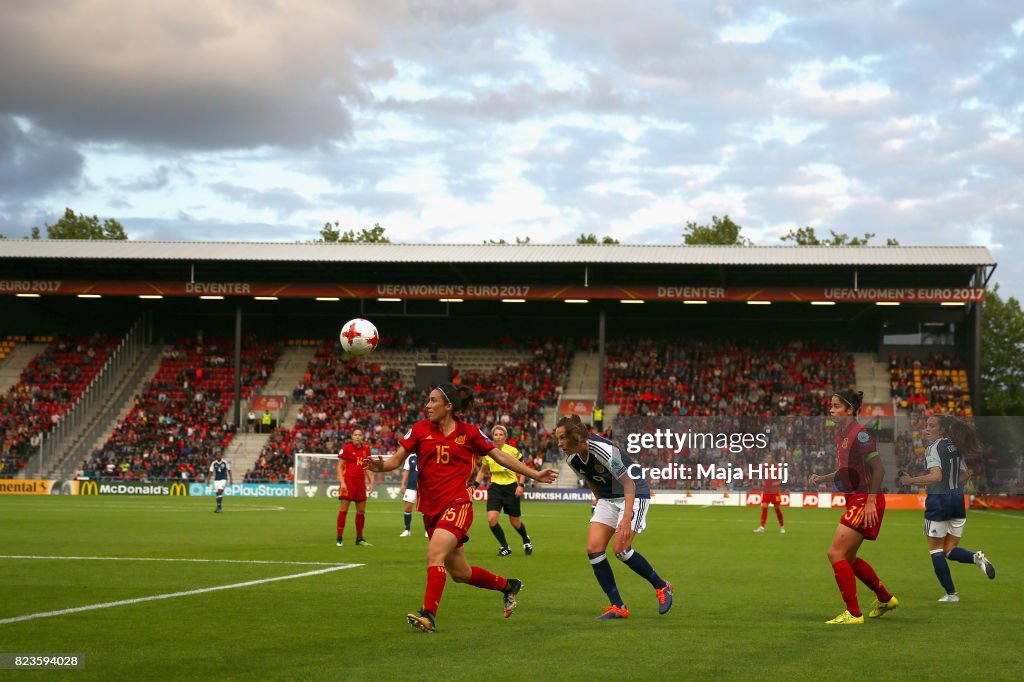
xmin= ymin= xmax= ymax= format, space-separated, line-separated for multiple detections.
xmin=832 ymin=387 xmax=864 ymax=414
xmin=434 ymin=382 xmax=474 ymax=413
xmin=556 ymin=414 xmax=589 ymax=445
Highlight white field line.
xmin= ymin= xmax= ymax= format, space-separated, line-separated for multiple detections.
xmin=0 ymin=562 xmax=361 ymax=626
xmin=0 ymin=555 xmax=353 ymax=566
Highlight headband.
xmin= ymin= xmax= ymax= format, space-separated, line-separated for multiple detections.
xmin=435 ymin=385 xmax=452 ymax=405
xmin=832 ymin=392 xmax=854 ymax=410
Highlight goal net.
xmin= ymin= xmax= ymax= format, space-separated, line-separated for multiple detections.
xmin=293 ymin=453 xmax=340 ymax=499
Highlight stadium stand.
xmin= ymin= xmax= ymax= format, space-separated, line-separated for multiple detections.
xmin=81 ymin=337 xmax=280 ymax=481
xmin=0 ymin=334 xmax=117 ymax=478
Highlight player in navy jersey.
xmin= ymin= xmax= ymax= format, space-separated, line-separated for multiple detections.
xmin=399 ymin=451 xmax=419 ymax=537
xmin=898 ymin=414 xmax=995 ymax=602
xmin=555 ymin=415 xmax=673 ymax=620
xmin=207 ymin=451 xmax=232 ymax=513
xmin=809 ymin=388 xmax=897 ymax=624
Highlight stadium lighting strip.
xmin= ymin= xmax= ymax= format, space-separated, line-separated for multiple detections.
xmin=875 ymin=302 xmax=900 ymax=306
xmin=746 ymin=301 xmax=772 ymax=305
xmin=138 ymin=295 xmax=163 ymax=299
xmin=199 ymin=295 xmax=224 ymax=300
xmin=439 ymin=298 xmax=464 ymax=303
xmin=811 ymin=301 xmax=835 ymax=306
xmin=619 ymin=299 xmax=644 ymax=304
xmin=315 ymin=297 xmax=340 ymax=301
xmin=377 ymin=298 xmax=401 ymax=302
xmin=564 ymin=299 xmax=589 ymax=303
xmin=253 ymin=296 xmax=278 ymax=301
xmin=77 ymin=294 xmax=102 ymax=299
xmin=683 ymin=300 xmax=707 ymax=305
xmin=941 ymin=302 xmax=966 ymax=306
xmin=15 ymin=293 xmax=41 ymax=298
xmin=501 ymin=299 xmax=526 ymax=303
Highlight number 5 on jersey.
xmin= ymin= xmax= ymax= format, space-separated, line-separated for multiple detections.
xmin=436 ymin=445 xmax=450 ymax=464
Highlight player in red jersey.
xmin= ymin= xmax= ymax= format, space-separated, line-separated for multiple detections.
xmin=753 ymin=453 xmax=785 ymax=534
xmin=336 ymin=426 xmax=374 ymax=547
xmin=365 ymin=383 xmax=558 ymax=633
xmin=809 ymin=388 xmax=898 ymax=624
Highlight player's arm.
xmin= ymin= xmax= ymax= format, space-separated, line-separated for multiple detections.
xmin=474 ymin=458 xmax=488 ymax=485
xmin=364 ymin=462 xmax=374 ymax=492
xmin=863 ymin=453 xmax=884 ymax=526
xmin=337 ymin=458 xmax=347 ymax=494
xmin=612 ymin=467 xmax=637 ymax=553
xmin=207 ymin=464 xmax=213 ymax=484
xmin=899 ymin=466 xmax=941 ymax=487
xmin=228 ymin=463 xmax=233 ymax=485
xmin=809 ymin=469 xmax=839 ymax=487
xmin=364 ymin=445 xmax=411 ymax=473
xmin=399 ymin=466 xmax=409 ymax=494
xmin=486 ymin=447 xmax=557 ymax=483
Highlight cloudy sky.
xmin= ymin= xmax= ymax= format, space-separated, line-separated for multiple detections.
xmin=1 ymin=1 xmax=1021 ymax=295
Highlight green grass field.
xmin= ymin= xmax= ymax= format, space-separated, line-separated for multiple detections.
xmin=1 ymin=496 xmax=1022 ymax=680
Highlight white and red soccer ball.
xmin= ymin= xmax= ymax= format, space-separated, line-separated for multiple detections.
xmin=339 ymin=318 xmax=379 ymax=356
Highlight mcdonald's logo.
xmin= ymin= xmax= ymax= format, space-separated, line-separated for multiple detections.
xmin=80 ymin=480 xmax=99 ymax=496
xmin=168 ymin=482 xmax=189 ymax=497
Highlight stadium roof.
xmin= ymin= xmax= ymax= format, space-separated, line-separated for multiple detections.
xmin=0 ymin=241 xmax=997 ymax=266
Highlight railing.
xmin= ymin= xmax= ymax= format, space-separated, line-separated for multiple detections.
xmin=33 ymin=314 xmax=151 ymax=477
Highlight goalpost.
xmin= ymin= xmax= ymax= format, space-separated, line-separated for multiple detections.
xmin=293 ymin=453 xmax=339 ymax=499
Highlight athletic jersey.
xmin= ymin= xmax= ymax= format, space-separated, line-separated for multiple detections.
xmin=562 ymin=434 xmax=650 ymax=500
xmin=834 ymin=420 xmax=878 ymax=494
xmin=761 ymin=468 xmax=781 ymax=495
xmin=924 ymin=437 xmax=967 ymax=494
xmin=403 ymin=453 xmax=419 ymax=489
xmin=209 ymin=458 xmax=230 ymax=481
xmin=339 ymin=443 xmax=371 ymax=493
xmin=399 ymin=418 xmax=496 ymax=515
xmin=480 ymin=443 xmax=522 ymax=486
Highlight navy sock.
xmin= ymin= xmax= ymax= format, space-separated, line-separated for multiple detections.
xmin=216 ymin=493 xmax=222 ymax=508
xmin=618 ymin=549 xmax=667 ymax=589
xmin=514 ymin=523 xmax=530 ymax=543
xmin=403 ymin=512 xmax=412 ymax=531
xmin=490 ymin=523 xmax=509 ymax=548
xmin=947 ymin=547 xmax=974 ymax=564
xmin=931 ymin=550 xmax=956 ymax=594
xmin=588 ymin=552 xmax=624 ymax=607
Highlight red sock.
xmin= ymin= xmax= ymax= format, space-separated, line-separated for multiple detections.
xmin=852 ymin=557 xmax=892 ymax=602
xmin=468 ymin=566 xmax=508 ymax=592
xmin=831 ymin=560 xmax=860 ymax=616
xmin=424 ymin=566 xmax=447 ymax=615
xmin=775 ymin=506 xmax=784 ymax=527
xmin=355 ymin=512 xmax=365 ymax=537
xmin=336 ymin=511 xmax=347 ymax=537
xmin=759 ymin=507 xmax=768 ymax=527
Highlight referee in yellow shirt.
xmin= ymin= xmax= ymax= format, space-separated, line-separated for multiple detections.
xmin=475 ymin=425 xmax=533 ymax=556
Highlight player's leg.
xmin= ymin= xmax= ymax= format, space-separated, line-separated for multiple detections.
xmin=825 ymin=524 xmax=866 ymax=621
xmin=486 ymin=486 xmax=513 ymax=554
xmin=215 ymin=480 xmax=225 ymax=511
xmin=774 ymin=499 xmax=785 ymax=531
xmin=507 ymin=494 xmax=531 ymax=554
xmin=588 ymin=502 xmax=627 ymax=618
xmin=944 ymin=519 xmax=994 ymax=578
xmin=926 ymin=532 xmax=958 ymax=598
xmin=756 ymin=501 xmax=768 ymax=532
xmin=355 ymin=499 xmax=370 ymax=545
xmin=401 ymin=489 xmax=415 ymax=536
xmin=337 ymin=498 xmax=350 ymax=545
xmin=612 ymin=498 xmax=672 ymax=614
xmin=441 ymin=514 xmax=523 ymax=618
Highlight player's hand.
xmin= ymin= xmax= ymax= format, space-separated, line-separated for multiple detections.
xmin=535 ymin=468 xmax=558 ymax=484
xmin=614 ymin=517 xmax=634 ymax=554
xmin=515 ymin=484 xmax=524 ymax=497
xmin=809 ymin=474 xmax=822 ymax=486
xmin=864 ymin=500 xmax=878 ymax=528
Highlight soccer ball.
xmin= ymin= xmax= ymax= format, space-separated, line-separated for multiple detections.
xmin=339 ymin=318 xmax=379 ymax=356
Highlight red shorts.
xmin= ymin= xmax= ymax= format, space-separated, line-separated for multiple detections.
xmin=840 ymin=493 xmax=886 ymax=541
xmin=340 ymin=481 xmax=367 ymax=502
xmin=423 ymin=501 xmax=473 ymax=548
xmin=761 ymin=493 xmax=781 ymax=505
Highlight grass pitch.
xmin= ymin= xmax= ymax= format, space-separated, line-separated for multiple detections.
xmin=1 ymin=496 xmax=1021 ymax=680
